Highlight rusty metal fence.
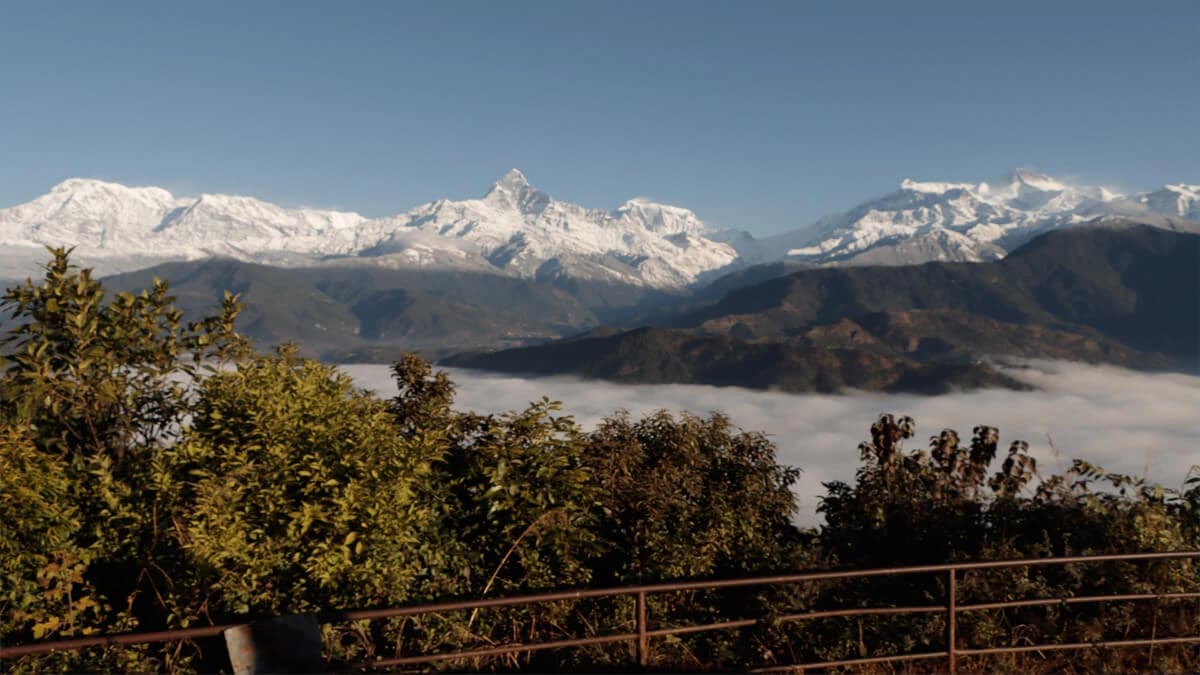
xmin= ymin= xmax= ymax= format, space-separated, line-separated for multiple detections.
xmin=3 ymin=551 xmax=1199 ymax=672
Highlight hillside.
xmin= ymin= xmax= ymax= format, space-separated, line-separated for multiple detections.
xmin=444 ymin=326 xmax=1028 ymax=394
xmin=680 ymin=223 xmax=1198 ymax=360
xmin=104 ymin=260 xmax=603 ymax=359
xmin=445 ymin=224 xmax=1199 ymax=391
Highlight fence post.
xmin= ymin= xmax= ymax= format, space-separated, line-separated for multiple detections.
xmin=947 ymin=568 xmax=957 ymax=675
xmin=636 ymin=591 xmax=649 ymax=667
xmin=223 ymin=614 xmax=324 ymax=675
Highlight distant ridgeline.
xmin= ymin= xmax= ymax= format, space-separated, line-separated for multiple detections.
xmin=446 ymin=224 xmax=1200 ymax=393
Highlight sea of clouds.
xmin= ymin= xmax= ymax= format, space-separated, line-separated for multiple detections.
xmin=343 ymin=362 xmax=1200 ymax=526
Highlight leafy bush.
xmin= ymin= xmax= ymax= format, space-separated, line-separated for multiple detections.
xmin=0 ymin=250 xmax=245 ymax=672
xmin=806 ymin=414 xmax=1200 ymax=672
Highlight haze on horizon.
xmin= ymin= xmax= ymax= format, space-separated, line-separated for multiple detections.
xmin=2 ymin=0 xmax=1197 ymax=235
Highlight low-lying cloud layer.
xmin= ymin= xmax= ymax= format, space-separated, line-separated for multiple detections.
xmin=343 ymin=362 xmax=1200 ymax=525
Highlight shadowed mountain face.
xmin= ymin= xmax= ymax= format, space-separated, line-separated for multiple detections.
xmin=100 ymin=260 xmax=610 ymax=359
xmin=443 ymin=326 xmax=1031 ymax=394
xmin=445 ymin=224 xmax=1200 ymax=392
xmin=677 ymin=224 xmax=1199 ymax=360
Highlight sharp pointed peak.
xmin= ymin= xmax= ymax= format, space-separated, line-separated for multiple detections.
xmin=1007 ymin=167 xmax=1067 ymax=191
xmin=483 ymin=168 xmax=550 ymax=208
xmin=493 ymin=168 xmax=530 ymax=190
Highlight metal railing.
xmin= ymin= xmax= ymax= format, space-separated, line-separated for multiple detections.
xmin=3 ymin=551 xmax=1199 ymax=672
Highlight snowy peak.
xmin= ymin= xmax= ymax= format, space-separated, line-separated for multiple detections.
xmin=612 ymin=198 xmax=709 ymax=236
xmin=386 ymin=171 xmax=735 ymax=287
xmin=1007 ymin=168 xmax=1069 ymax=193
xmin=898 ymin=169 xmax=1071 ymax=199
xmin=783 ymin=169 xmax=1194 ymax=266
xmin=482 ymin=168 xmax=551 ymax=213
xmin=0 ymin=170 xmax=738 ymax=288
xmin=2 ymin=168 xmax=1195 ymax=286
xmin=48 ymin=177 xmax=175 ymax=202
xmin=1140 ymin=184 xmax=1200 ymax=219
xmin=491 ymin=167 xmax=531 ymax=192
xmin=0 ymin=178 xmax=183 ymax=249
xmin=899 ymin=178 xmax=975 ymax=194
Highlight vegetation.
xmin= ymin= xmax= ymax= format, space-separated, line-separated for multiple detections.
xmin=2 ymin=250 xmax=1198 ymax=672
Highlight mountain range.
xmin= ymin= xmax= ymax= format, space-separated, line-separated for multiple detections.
xmin=0 ymin=170 xmax=735 ymax=288
xmin=2 ymin=171 xmax=1196 ymax=393
xmin=725 ymin=170 xmax=1198 ymax=267
xmin=1 ymin=169 xmax=1196 ymax=289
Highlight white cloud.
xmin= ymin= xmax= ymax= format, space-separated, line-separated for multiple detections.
xmin=343 ymin=361 xmax=1200 ymax=526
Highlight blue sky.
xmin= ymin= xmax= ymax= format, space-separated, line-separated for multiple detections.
xmin=2 ymin=0 xmax=1196 ymax=234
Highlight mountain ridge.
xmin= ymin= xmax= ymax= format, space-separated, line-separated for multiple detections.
xmin=444 ymin=224 xmax=1200 ymax=392
xmin=1 ymin=170 xmax=1195 ymax=290
xmin=0 ymin=170 xmax=737 ymax=288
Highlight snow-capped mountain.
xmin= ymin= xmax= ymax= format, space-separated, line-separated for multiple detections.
xmin=1139 ymin=184 xmax=1200 ymax=220
xmin=1 ymin=168 xmax=1194 ymax=287
xmin=0 ymin=170 xmax=736 ymax=287
xmin=745 ymin=170 xmax=1198 ymax=267
xmin=771 ymin=170 xmax=1124 ymax=265
xmin=357 ymin=170 xmax=735 ymax=287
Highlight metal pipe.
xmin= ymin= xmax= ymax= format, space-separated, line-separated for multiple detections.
xmin=636 ymin=590 xmax=648 ymax=667
xmin=0 ymin=624 xmax=236 ymax=658
xmin=959 ymin=591 xmax=1200 ymax=613
xmin=646 ymin=604 xmax=945 ymax=639
xmin=749 ymin=650 xmax=950 ymax=672
xmin=364 ymin=631 xmax=640 ymax=668
xmin=947 ymin=568 xmax=957 ymax=675
xmin=957 ymin=635 xmax=1200 ymax=656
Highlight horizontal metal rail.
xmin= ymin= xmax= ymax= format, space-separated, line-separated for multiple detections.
xmin=750 ymin=650 xmax=951 ymax=672
xmin=0 ymin=624 xmax=237 ymax=658
xmin=958 ymin=635 xmax=1200 ymax=657
xmin=959 ymin=590 xmax=1200 ymax=613
xmin=3 ymin=550 xmax=1198 ymax=672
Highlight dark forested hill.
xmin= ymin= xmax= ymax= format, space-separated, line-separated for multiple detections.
xmin=676 ymin=224 xmax=1198 ymax=360
xmin=103 ymin=261 xmax=603 ymax=358
xmin=446 ymin=224 xmax=1200 ymax=391
xmin=443 ymin=326 xmax=1029 ymax=394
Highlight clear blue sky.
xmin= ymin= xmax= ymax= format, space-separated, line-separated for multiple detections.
xmin=2 ymin=0 xmax=1196 ymax=234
